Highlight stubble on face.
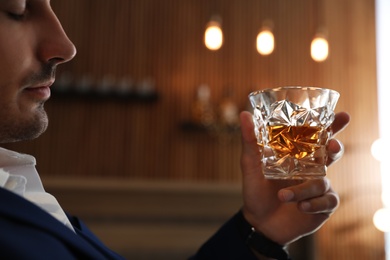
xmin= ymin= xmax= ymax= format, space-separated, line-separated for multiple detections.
xmin=0 ymin=64 xmax=55 ymax=144
xmin=0 ymin=101 xmax=49 ymax=143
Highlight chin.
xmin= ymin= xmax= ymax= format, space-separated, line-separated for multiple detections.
xmin=0 ymin=111 xmax=49 ymax=143
xmin=0 ymin=124 xmax=48 ymax=144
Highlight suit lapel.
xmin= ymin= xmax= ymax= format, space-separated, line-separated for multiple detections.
xmin=0 ymin=188 xmax=121 ymax=259
xmin=68 ymin=214 xmax=125 ymax=259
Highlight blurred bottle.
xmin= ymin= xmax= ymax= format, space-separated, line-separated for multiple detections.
xmin=192 ymin=84 xmax=215 ymax=127
xmin=219 ymin=88 xmax=239 ymax=128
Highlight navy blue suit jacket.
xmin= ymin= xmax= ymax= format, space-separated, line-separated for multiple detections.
xmin=0 ymin=188 xmax=124 ymax=259
xmin=0 ymin=187 xmax=257 ymax=259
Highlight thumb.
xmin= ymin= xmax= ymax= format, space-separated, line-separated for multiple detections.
xmin=240 ymin=111 xmax=262 ymax=177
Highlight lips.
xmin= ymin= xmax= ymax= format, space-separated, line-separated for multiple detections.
xmin=25 ymin=86 xmax=51 ymax=100
xmin=23 ymin=81 xmax=54 ymax=101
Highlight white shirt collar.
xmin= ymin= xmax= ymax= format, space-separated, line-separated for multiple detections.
xmin=0 ymin=147 xmax=75 ymax=232
xmin=0 ymin=147 xmax=45 ymax=193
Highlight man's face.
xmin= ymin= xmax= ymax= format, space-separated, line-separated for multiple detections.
xmin=0 ymin=0 xmax=76 ymax=143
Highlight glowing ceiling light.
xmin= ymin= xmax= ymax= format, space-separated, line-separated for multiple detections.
xmin=256 ymin=28 xmax=274 ymax=55
xmin=311 ymin=35 xmax=329 ymax=62
xmin=204 ymin=16 xmax=223 ymax=51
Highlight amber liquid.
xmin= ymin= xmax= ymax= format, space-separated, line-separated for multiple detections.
xmin=266 ymin=125 xmax=327 ymax=159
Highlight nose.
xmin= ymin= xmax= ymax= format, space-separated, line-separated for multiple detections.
xmin=37 ymin=8 xmax=77 ymax=65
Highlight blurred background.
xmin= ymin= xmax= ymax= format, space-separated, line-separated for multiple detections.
xmin=4 ymin=0 xmax=386 ymax=259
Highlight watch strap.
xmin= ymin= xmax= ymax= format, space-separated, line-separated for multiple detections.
xmin=235 ymin=210 xmax=291 ymax=260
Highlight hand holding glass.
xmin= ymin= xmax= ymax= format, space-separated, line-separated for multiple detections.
xmin=249 ymin=86 xmax=340 ymax=179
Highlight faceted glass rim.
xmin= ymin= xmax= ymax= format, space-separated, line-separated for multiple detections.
xmin=248 ymin=86 xmax=340 ymax=98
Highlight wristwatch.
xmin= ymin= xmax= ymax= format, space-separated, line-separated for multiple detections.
xmin=235 ymin=210 xmax=291 ymax=260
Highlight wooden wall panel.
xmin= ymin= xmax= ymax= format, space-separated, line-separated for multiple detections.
xmin=3 ymin=0 xmax=384 ymax=259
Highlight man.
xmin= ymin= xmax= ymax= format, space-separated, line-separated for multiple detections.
xmin=0 ymin=0 xmax=350 ymax=259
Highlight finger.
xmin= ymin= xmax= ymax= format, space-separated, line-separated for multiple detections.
xmin=330 ymin=112 xmax=350 ymax=136
xmin=240 ymin=111 xmax=262 ymax=176
xmin=240 ymin=111 xmax=257 ymax=145
xmin=298 ymin=190 xmax=339 ymax=214
xmin=278 ymin=178 xmax=331 ymax=202
xmin=327 ymin=139 xmax=344 ymax=166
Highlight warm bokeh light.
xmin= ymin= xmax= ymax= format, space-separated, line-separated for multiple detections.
xmin=311 ymin=36 xmax=329 ymax=62
xmin=256 ymin=29 xmax=275 ymax=55
xmin=371 ymin=138 xmax=387 ymax=162
xmin=374 ymin=208 xmax=390 ymax=232
xmin=204 ymin=21 xmax=223 ymax=51
xmin=371 ymin=139 xmax=390 ymax=207
xmin=376 ymin=0 xmax=390 ymax=256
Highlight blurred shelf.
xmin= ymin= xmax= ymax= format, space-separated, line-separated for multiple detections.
xmin=180 ymin=122 xmax=212 ymax=133
xmin=180 ymin=121 xmax=240 ymax=134
xmin=51 ymin=86 xmax=159 ymax=103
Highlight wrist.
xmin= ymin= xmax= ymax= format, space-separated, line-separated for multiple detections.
xmin=242 ymin=210 xmax=284 ymax=245
xmin=235 ymin=210 xmax=291 ymax=260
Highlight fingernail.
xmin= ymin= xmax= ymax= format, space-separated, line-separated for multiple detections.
xmin=281 ymin=190 xmax=294 ymax=201
xmin=301 ymin=201 xmax=311 ymax=211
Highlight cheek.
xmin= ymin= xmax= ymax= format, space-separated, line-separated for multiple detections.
xmin=0 ymin=41 xmax=33 ymax=100
xmin=0 ymin=29 xmax=32 ymax=81
xmin=0 ymin=50 xmax=20 ymax=86
xmin=0 ymin=27 xmax=37 ymax=108
xmin=0 ymin=53 xmax=20 ymax=109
